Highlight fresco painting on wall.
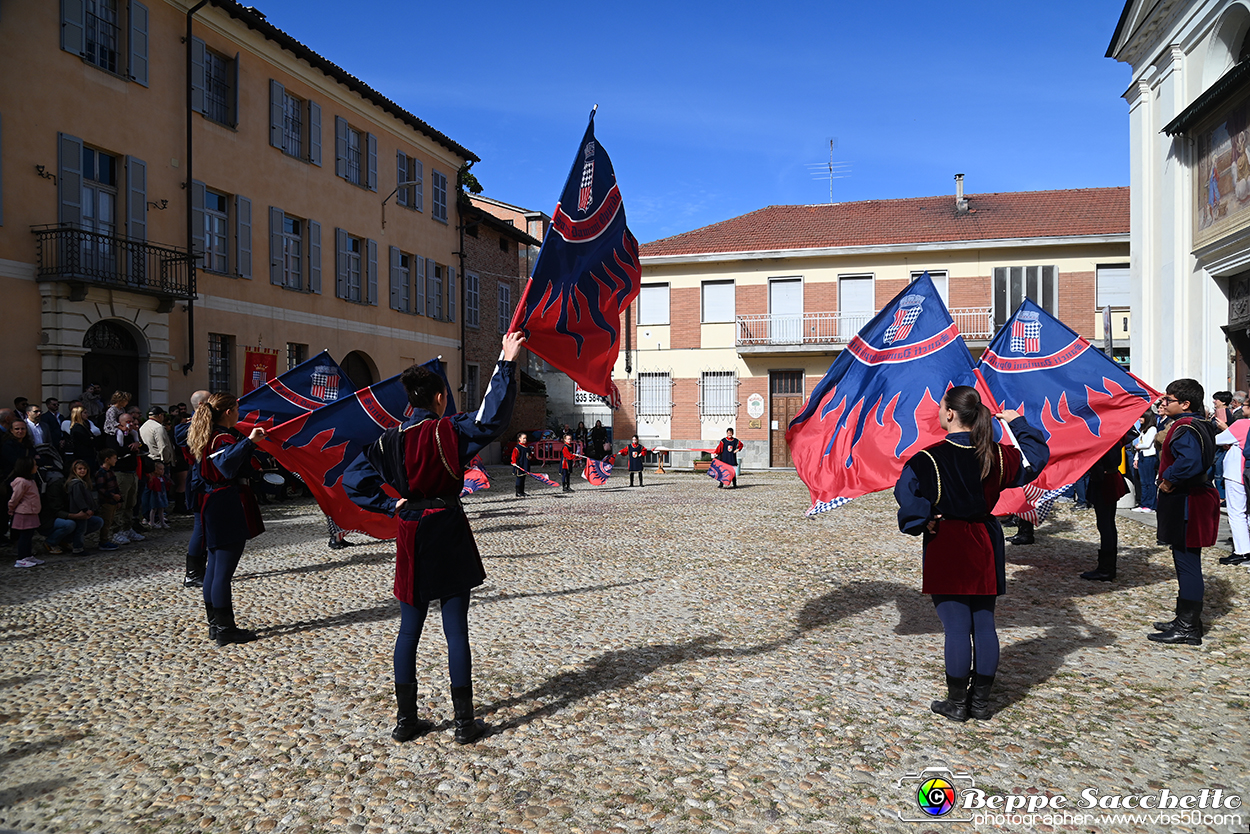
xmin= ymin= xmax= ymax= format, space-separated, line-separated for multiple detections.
xmin=1195 ymin=92 xmax=1250 ymax=247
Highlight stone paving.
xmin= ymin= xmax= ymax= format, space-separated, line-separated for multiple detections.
xmin=0 ymin=468 xmax=1247 ymax=834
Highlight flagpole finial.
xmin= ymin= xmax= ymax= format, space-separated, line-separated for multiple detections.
xmin=589 ymin=104 xmax=597 ymax=121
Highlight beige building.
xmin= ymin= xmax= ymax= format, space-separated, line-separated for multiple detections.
xmin=606 ymin=184 xmax=1130 ymax=469
xmin=0 ymin=0 xmax=473 ymax=408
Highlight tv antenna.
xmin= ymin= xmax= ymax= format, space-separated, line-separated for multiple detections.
xmin=805 ymin=138 xmax=850 ymax=204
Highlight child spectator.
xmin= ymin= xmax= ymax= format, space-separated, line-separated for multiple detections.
xmin=9 ymin=458 xmax=44 ymax=568
xmin=143 ymin=461 xmax=171 ymax=529
xmin=65 ymin=460 xmax=106 ymax=554
xmin=36 ymin=468 xmax=77 ymax=555
xmin=561 ymin=433 xmax=576 ymax=493
xmin=95 ymin=450 xmax=124 ymax=550
xmin=511 ymin=432 xmax=530 ymax=497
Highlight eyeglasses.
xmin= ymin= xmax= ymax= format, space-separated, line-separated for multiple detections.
xmin=1159 ymin=396 xmax=1180 ymax=405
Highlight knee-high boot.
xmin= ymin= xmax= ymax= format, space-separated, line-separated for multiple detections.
xmin=203 ymin=600 xmax=219 ymax=642
xmin=392 ymin=682 xmax=433 ymax=741
xmin=967 ymin=673 xmax=995 ymax=720
xmin=930 ymin=674 xmax=969 ymax=722
xmin=451 ymin=685 xmax=488 ymax=744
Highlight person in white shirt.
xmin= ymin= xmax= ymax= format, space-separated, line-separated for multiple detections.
xmin=1215 ymin=422 xmax=1250 ymax=564
xmin=1132 ymin=410 xmax=1158 ymax=512
xmin=24 ymin=405 xmax=45 ymax=446
xmin=139 ymin=407 xmax=173 ymax=467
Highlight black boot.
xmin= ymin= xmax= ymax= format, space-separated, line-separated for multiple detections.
xmin=1008 ymin=520 xmax=1034 ymax=545
xmin=1152 ymin=597 xmax=1182 ymax=632
xmin=929 ymin=674 xmax=969 ymax=722
xmin=1080 ymin=550 xmax=1116 ymax=581
xmin=391 ymin=683 xmax=433 ymax=742
xmin=451 ymin=685 xmax=487 ymax=744
xmin=183 ymin=570 xmax=205 ymax=588
xmin=214 ymin=605 xmax=258 ymax=646
xmin=967 ymin=673 xmax=995 ymax=720
xmin=204 ymin=601 xmax=219 ymax=642
xmin=1148 ymin=598 xmax=1203 ymax=645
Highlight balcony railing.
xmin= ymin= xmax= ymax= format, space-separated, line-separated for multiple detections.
xmin=32 ymin=225 xmax=197 ymax=301
xmin=736 ymin=308 xmax=994 ymax=347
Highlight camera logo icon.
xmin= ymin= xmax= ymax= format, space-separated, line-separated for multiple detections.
xmin=895 ymin=765 xmax=975 ymax=823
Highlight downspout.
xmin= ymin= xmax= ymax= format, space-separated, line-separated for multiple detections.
xmin=183 ymin=0 xmax=208 ymax=375
xmin=456 ymin=200 xmax=467 ymax=401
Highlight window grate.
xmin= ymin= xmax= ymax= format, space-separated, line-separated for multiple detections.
xmin=698 ymin=370 xmax=738 ymax=418
xmin=208 ymin=333 xmax=231 ymax=391
xmin=203 ymin=51 xmax=231 ymax=124
xmin=635 ymin=372 xmax=673 ymax=418
xmin=281 ymin=93 xmax=302 ymax=158
xmin=287 ymin=342 xmax=307 ymax=370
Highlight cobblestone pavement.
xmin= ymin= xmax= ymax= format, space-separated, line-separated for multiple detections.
xmin=1 ymin=469 xmax=1247 ymax=834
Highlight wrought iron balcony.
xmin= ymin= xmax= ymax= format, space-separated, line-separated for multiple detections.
xmin=736 ymin=308 xmax=994 ymax=351
xmin=32 ymin=225 xmax=197 ymax=302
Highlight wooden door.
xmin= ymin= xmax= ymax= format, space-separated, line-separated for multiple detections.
xmin=769 ymin=371 xmax=804 ymax=467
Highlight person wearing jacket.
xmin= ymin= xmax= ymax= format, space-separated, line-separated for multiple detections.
xmin=9 ymin=458 xmax=44 ymax=568
xmin=344 ymin=332 xmax=523 ymax=745
xmin=64 ymin=459 xmax=106 ymax=553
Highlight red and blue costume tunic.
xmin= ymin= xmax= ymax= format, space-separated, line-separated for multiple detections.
xmin=199 ymin=427 xmax=265 ymax=549
xmin=561 ymin=443 xmax=576 ymax=472
xmin=713 ymin=436 xmax=743 ymax=467
xmin=895 ymin=417 xmax=1048 ymax=596
xmin=511 ymin=442 xmax=530 ymax=472
xmin=618 ymin=442 xmax=651 ymax=472
xmin=1156 ymin=414 xmax=1220 ymax=548
xmin=344 ymin=361 xmax=517 ymax=606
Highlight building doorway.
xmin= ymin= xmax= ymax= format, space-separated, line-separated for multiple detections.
xmin=341 ymin=351 xmax=377 ymax=391
xmin=82 ymin=320 xmax=143 ymax=405
xmin=770 ymin=370 xmax=804 ymax=467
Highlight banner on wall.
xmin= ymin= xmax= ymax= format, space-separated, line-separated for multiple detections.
xmin=242 ymin=347 xmax=280 ymax=394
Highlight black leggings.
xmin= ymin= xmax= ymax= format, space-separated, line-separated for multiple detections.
xmin=630 ymin=470 xmax=643 ymax=486
xmin=1094 ymin=499 xmax=1118 ymax=555
xmin=932 ymin=594 xmax=999 ymax=678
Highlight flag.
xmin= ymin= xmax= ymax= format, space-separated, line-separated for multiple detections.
xmin=525 ymin=470 xmax=560 ymax=487
xmin=787 ymin=274 xmax=987 ymax=516
xmin=242 ymin=348 xmax=279 ymax=395
xmin=238 ymin=350 xmax=348 ymax=431
xmin=509 ymin=111 xmax=640 ymax=409
xmin=708 ymin=459 xmax=736 ymax=486
xmin=979 ymin=299 xmax=1159 ymax=522
xmin=582 ymin=458 xmax=613 ymax=485
xmin=461 ymin=454 xmax=491 ymax=497
xmin=258 ymin=357 xmax=457 ymax=539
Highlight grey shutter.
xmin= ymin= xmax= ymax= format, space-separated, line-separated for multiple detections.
xmin=396 ymin=152 xmax=407 ymax=207
xmin=366 ymin=133 xmax=378 ymax=192
xmin=190 ymin=180 xmax=205 ymax=267
xmin=334 ymin=117 xmax=347 ymax=179
xmin=415 ymin=256 xmax=425 ymax=315
xmin=269 ymin=79 xmax=283 ymax=149
xmin=448 ymin=266 xmax=456 ymax=323
xmin=308 ymin=101 xmax=321 ymax=166
xmin=413 ymin=159 xmax=423 ymax=211
xmin=235 ymin=195 xmax=251 ymax=279
xmin=367 ymin=239 xmax=378 ymax=305
xmin=230 ymin=53 xmax=239 ymax=127
xmin=61 ymin=0 xmax=85 ymax=55
xmin=57 ymin=133 xmax=83 ymax=226
xmin=335 ymin=227 xmax=348 ymax=298
xmin=125 ymin=156 xmax=147 ymax=241
xmin=268 ymin=206 xmax=282 ymax=285
xmin=129 ymin=1 xmax=149 ymax=86
xmin=308 ymin=220 xmax=321 ymax=293
xmin=389 ymin=246 xmax=402 ymax=310
xmin=190 ymin=37 xmax=206 ymax=114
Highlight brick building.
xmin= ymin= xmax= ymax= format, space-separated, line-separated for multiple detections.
xmin=601 ymin=184 xmax=1131 ymax=469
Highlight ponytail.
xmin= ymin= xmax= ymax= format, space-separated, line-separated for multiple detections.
xmin=187 ymin=392 xmax=237 ymax=462
xmin=945 ymin=386 xmax=995 ymax=479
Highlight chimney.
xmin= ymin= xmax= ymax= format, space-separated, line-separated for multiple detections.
xmin=954 ymin=173 xmax=969 ymax=214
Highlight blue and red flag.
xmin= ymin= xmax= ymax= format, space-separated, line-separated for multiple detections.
xmin=509 ymin=110 xmax=640 ymax=409
xmin=258 ymin=357 xmax=456 ymax=539
xmin=708 ymin=459 xmax=736 ymax=486
xmin=237 ymin=351 xmax=348 ymax=431
xmin=979 ymin=299 xmax=1159 ymax=522
xmin=461 ymin=454 xmax=490 ymax=497
xmin=525 ymin=470 xmax=560 ymax=488
xmin=582 ymin=458 xmax=613 ymax=485
xmin=787 ymin=274 xmax=989 ymax=516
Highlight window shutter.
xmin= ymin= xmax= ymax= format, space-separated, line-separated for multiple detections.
xmin=367 ymin=238 xmax=378 ymax=306
xmin=269 ymin=79 xmax=283 ymax=149
xmin=414 ymin=159 xmax=423 ymax=211
xmin=389 ymin=246 xmax=402 ymax=310
xmin=230 ymin=53 xmax=239 ymax=127
xmin=308 ymin=220 xmax=321 ymax=294
xmin=190 ymin=180 xmax=206 ymax=267
xmin=335 ymin=227 xmax=348 ymax=299
xmin=366 ymin=133 xmax=378 ymax=192
xmin=57 ymin=133 xmax=83 ymax=226
xmin=235 ymin=195 xmax=252 ymax=279
xmin=269 ymin=206 xmax=283 ymax=285
xmin=125 ymin=155 xmax=147 ymax=241
xmin=415 ymin=256 xmax=426 ymax=315
xmin=334 ymin=116 xmax=348 ymax=179
xmin=396 ymin=152 xmax=407 ymax=207
xmin=128 ymin=2 xmax=149 ymax=86
xmin=307 ymin=101 xmax=322 ymax=166
xmin=61 ymin=0 xmax=85 ymax=55
xmin=191 ymin=37 xmax=206 ymax=114
xmin=448 ymin=266 xmax=456 ymax=323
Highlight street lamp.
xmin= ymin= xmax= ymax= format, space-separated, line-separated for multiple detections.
xmin=381 ymin=181 xmax=421 ymax=231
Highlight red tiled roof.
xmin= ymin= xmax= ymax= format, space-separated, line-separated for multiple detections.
xmin=640 ymin=187 xmax=1129 ymax=257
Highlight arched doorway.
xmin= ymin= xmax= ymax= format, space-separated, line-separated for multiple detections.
xmin=83 ymin=320 xmax=144 ymax=405
xmin=341 ymin=351 xmax=377 ymax=391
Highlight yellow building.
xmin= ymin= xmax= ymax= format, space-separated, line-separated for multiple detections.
xmin=0 ymin=0 xmax=473 ymax=407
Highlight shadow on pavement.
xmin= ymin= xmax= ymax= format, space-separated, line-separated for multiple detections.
xmin=234 ymin=550 xmax=391 ymax=583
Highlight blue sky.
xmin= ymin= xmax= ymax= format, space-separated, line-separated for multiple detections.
xmin=251 ymin=0 xmax=1132 ymax=244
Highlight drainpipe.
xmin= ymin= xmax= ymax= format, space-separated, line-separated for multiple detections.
xmin=456 ymin=199 xmax=467 ymax=401
xmin=183 ymin=0 xmax=208 ymax=375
